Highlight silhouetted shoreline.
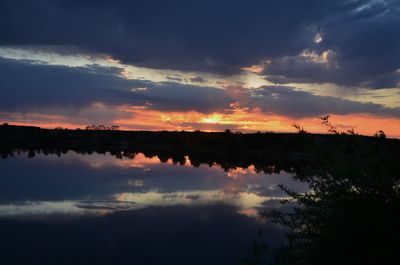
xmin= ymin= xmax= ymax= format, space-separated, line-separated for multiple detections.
xmin=1 ymin=124 xmax=399 ymax=171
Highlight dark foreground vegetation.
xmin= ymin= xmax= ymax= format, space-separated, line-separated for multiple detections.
xmin=1 ymin=124 xmax=400 ymax=265
xmin=243 ymin=142 xmax=400 ymax=265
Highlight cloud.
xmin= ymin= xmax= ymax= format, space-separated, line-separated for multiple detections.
xmin=2 ymin=1 xmax=399 ymax=88
xmin=248 ymin=86 xmax=400 ymax=118
xmin=0 ymin=57 xmax=232 ymax=113
xmin=189 ymin=76 xmax=205 ymax=83
xmin=263 ymin=49 xmax=341 ymax=84
xmin=1 ymin=57 xmax=399 ymax=122
xmin=262 ymin=0 xmax=400 ymax=88
xmin=0 ymin=57 xmax=131 ymax=110
xmin=263 ymin=49 xmax=400 ymax=88
xmin=166 ymin=76 xmax=182 ymax=82
xmin=127 ymin=82 xmax=232 ymax=113
xmin=1 ymin=0 xmax=385 ymax=75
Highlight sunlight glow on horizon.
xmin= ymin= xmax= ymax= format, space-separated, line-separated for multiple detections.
xmin=2 ymin=108 xmax=400 ymax=138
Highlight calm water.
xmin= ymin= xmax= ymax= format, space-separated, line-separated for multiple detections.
xmin=0 ymin=151 xmax=307 ymax=265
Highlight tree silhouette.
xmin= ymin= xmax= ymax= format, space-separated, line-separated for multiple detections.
xmin=292 ymin=123 xmax=308 ymax=134
xmin=263 ymin=143 xmax=400 ymax=265
xmin=319 ymin=115 xmax=339 ymax=134
xmin=375 ymin=130 xmax=386 ymax=139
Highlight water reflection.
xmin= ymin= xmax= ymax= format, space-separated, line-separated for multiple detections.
xmin=2 ymin=130 xmax=400 ymax=264
xmin=0 ymin=151 xmax=306 ymax=220
xmin=3 ymin=145 xmax=398 ymax=265
xmin=0 ymin=150 xmax=301 ymax=265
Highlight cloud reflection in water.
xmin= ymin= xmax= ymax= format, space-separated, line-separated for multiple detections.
xmin=0 ymin=151 xmax=307 ymax=219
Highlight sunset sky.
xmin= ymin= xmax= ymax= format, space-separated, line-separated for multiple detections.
xmin=1 ymin=0 xmax=400 ymax=137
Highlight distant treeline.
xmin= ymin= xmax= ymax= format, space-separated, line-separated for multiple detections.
xmin=1 ymin=124 xmax=399 ymax=171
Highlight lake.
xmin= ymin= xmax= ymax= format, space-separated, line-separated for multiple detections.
xmin=0 ymin=151 xmax=308 ymax=265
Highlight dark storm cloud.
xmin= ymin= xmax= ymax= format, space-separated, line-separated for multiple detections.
xmin=263 ymin=48 xmax=400 ymax=88
xmin=1 ymin=58 xmax=399 ymax=118
xmin=264 ymin=50 xmax=341 ymax=85
xmin=4 ymin=0 xmax=398 ymax=84
xmin=249 ymin=86 xmax=400 ymax=118
xmin=0 ymin=57 xmax=231 ymax=113
xmin=1 ymin=0 xmax=319 ymax=73
xmin=0 ymin=57 xmax=131 ymax=109
xmin=128 ymin=82 xmax=232 ymax=113
xmin=262 ymin=1 xmax=400 ymax=88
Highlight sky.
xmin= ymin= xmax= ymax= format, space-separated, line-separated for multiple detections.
xmin=0 ymin=0 xmax=400 ymax=137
